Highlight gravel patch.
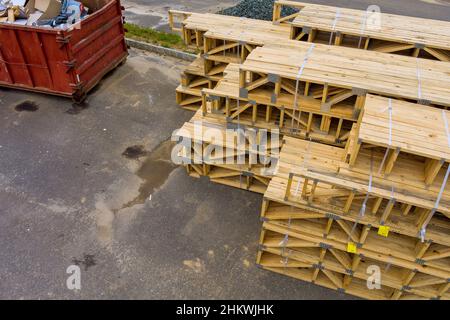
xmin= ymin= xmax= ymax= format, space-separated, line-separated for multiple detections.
xmin=218 ymin=0 xmax=298 ymax=21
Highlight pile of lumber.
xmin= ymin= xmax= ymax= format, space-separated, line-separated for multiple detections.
xmin=169 ymin=1 xmax=450 ymax=300
xmin=170 ymin=10 xmax=290 ymax=110
xmin=274 ymin=1 xmax=450 ymax=61
xmin=175 ymin=110 xmax=278 ymax=193
xmin=259 ymin=96 xmax=450 ymax=299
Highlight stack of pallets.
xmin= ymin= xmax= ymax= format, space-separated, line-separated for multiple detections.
xmin=169 ymin=1 xmax=450 ymax=299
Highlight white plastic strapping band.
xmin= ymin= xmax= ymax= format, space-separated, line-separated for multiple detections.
xmin=329 ymin=9 xmax=341 ymax=45
xmin=357 ymin=10 xmax=368 ymax=48
xmin=384 ymin=255 xmax=394 ymax=272
xmin=360 ymin=153 xmax=373 ymax=217
xmin=280 ymin=234 xmax=289 ymax=247
xmin=280 ymin=218 xmax=292 ymax=266
xmin=348 ymin=152 xmax=373 ymax=243
xmin=291 ymin=43 xmax=315 ymax=128
xmin=378 ymin=98 xmax=393 ymax=174
xmin=420 ymin=111 xmax=450 ymax=240
xmin=297 ymin=43 xmax=316 ymax=79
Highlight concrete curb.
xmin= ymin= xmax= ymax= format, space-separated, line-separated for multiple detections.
xmin=126 ymin=38 xmax=197 ymax=62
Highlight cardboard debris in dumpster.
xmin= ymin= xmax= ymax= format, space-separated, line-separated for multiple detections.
xmin=26 ymin=0 xmax=62 ymax=21
xmin=26 ymin=9 xmax=42 ymax=24
xmin=0 ymin=0 xmax=62 ymax=24
xmin=1 ymin=0 xmax=92 ymax=27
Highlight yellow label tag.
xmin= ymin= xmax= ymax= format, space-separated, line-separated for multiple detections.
xmin=378 ymin=225 xmax=390 ymax=237
xmin=347 ymin=242 xmax=357 ymax=253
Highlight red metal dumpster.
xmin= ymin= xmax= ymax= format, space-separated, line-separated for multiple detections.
xmin=0 ymin=0 xmax=128 ymax=101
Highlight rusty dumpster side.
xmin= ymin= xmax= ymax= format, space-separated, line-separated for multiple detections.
xmin=0 ymin=0 xmax=128 ymax=100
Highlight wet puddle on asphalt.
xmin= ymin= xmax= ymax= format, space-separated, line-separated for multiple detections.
xmin=15 ymin=101 xmax=39 ymax=112
xmin=66 ymin=101 xmax=90 ymax=115
xmin=121 ymin=140 xmax=177 ymax=209
xmin=122 ymin=145 xmax=148 ymax=159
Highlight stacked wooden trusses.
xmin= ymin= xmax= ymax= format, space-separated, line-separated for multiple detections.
xmin=169 ymin=1 xmax=450 ymax=299
xmin=170 ymin=10 xmax=291 ymax=110
xmin=259 ymin=97 xmax=450 ymax=299
xmin=274 ymin=1 xmax=450 ymax=61
xmin=175 ymin=110 xmax=279 ymax=193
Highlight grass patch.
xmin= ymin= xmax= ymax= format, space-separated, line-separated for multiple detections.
xmin=124 ymin=23 xmax=197 ymax=53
